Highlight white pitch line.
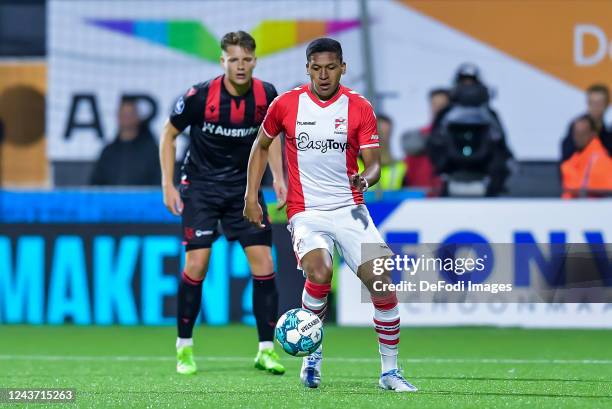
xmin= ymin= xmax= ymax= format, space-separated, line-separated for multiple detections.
xmin=0 ymin=355 xmax=611 ymax=365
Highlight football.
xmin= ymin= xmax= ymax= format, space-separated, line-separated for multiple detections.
xmin=275 ymin=308 xmax=323 ymax=356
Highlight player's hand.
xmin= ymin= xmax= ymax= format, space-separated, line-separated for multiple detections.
xmin=244 ymin=198 xmax=265 ymax=228
xmin=162 ymin=185 xmax=183 ymax=216
xmin=273 ymin=178 xmax=288 ymax=209
xmin=350 ymin=173 xmax=369 ymax=193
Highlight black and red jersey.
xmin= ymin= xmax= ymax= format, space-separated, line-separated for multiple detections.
xmin=170 ymin=75 xmax=277 ymax=186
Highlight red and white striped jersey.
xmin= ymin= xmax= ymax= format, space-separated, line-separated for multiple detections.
xmin=262 ymin=84 xmax=379 ymax=219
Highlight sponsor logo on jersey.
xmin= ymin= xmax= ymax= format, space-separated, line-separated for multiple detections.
xmin=174 ymin=97 xmax=185 ymax=114
xmin=201 ymin=122 xmax=259 ymax=138
xmin=195 ymin=230 xmax=214 ymax=237
xmin=297 ymin=120 xmax=316 ymax=126
xmin=296 ymin=132 xmax=348 ymax=153
xmin=370 ymin=134 xmax=379 ymax=141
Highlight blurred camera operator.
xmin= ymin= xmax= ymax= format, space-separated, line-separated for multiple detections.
xmin=427 ymin=63 xmax=514 ymax=196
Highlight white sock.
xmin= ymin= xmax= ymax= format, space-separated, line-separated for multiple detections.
xmin=381 ymin=353 xmax=398 ymax=373
xmin=176 ymin=337 xmax=193 ymax=349
xmin=373 ymin=305 xmax=400 ymax=373
xmin=302 ymin=288 xmax=328 ymax=320
xmin=259 ymin=341 xmax=274 ymax=351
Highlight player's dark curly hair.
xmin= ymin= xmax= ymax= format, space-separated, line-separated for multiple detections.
xmin=220 ymin=31 xmax=256 ymax=52
xmin=306 ymin=38 xmax=343 ymax=62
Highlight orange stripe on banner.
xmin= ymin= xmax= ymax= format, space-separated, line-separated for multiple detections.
xmin=402 ymin=0 xmax=612 ymax=91
xmin=297 ymin=21 xmax=326 ymax=45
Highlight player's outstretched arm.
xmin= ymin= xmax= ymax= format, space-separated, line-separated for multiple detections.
xmin=244 ymin=128 xmax=274 ymax=227
xmin=159 ymin=120 xmax=183 ymax=216
xmin=351 ymin=148 xmax=381 ymax=192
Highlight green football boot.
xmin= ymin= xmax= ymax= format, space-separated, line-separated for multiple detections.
xmin=176 ymin=346 xmax=197 ymax=375
xmin=254 ymin=348 xmax=285 ymax=375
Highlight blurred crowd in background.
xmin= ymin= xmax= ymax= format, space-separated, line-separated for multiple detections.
xmin=79 ymin=62 xmax=612 ymax=199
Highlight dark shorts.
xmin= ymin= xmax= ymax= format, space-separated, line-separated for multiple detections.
xmin=180 ymin=182 xmax=271 ymax=251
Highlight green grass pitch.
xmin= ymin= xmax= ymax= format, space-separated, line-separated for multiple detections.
xmin=1 ymin=325 xmax=611 ymax=408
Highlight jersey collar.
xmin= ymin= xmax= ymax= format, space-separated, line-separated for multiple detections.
xmin=306 ymin=84 xmax=344 ymax=108
xmin=221 ymin=74 xmax=252 ymax=98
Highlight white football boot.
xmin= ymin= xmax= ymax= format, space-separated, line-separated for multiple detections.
xmin=300 ymin=346 xmax=322 ymax=388
xmin=379 ymin=368 xmax=418 ymax=392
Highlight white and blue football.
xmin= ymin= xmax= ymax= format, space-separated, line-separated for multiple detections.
xmin=275 ymin=308 xmax=323 ymax=357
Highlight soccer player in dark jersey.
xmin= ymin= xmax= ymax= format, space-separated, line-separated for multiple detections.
xmin=159 ymin=31 xmax=287 ymax=375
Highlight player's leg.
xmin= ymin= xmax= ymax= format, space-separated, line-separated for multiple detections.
xmin=336 ymin=205 xmax=417 ymax=392
xmin=358 ymin=260 xmax=415 ymax=392
xmin=287 ymin=211 xmax=335 ymax=388
xmin=176 ymin=247 xmax=211 ymax=375
xmin=300 ymin=249 xmax=333 ymax=321
xmin=244 ymin=245 xmax=277 ymax=349
xmin=223 ymin=188 xmax=284 ymax=374
xmin=178 ymin=247 xmax=211 ymax=343
xmin=243 ymin=244 xmax=285 ymax=375
xmin=176 ymin=183 xmax=219 ymax=374
xmin=299 ymin=248 xmax=333 ymax=388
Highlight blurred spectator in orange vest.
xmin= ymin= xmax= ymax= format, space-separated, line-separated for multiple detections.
xmin=561 ymin=115 xmax=612 ymax=198
xmin=401 ymin=88 xmax=449 ymax=196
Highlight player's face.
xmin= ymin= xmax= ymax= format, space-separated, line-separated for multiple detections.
xmin=306 ymin=52 xmax=345 ymax=100
xmin=221 ymin=45 xmax=257 ymax=86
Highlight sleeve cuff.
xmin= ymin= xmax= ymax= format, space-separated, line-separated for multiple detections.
xmin=359 ymin=143 xmax=379 ymax=149
xmin=169 ymin=117 xmax=186 ymax=133
xmin=262 ymin=124 xmax=278 ymax=139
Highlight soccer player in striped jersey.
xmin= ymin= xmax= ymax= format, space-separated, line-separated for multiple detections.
xmin=159 ymin=31 xmax=286 ymax=375
xmin=244 ymin=38 xmax=417 ymax=392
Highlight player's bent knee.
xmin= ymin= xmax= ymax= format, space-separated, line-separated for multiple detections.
xmin=302 ymin=257 xmax=333 ymax=284
xmin=306 ymin=267 xmax=333 ymax=285
xmin=301 ymin=249 xmax=333 ymax=284
xmin=244 ymin=245 xmax=274 ymax=276
xmin=184 ymin=249 xmax=210 ymax=280
xmin=358 ymin=257 xmax=395 ymax=298
xmin=184 ymin=261 xmax=207 ymax=280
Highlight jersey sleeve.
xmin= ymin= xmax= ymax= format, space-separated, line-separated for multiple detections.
xmin=358 ymin=102 xmax=379 ymax=149
xmin=261 ymin=96 xmax=284 ymax=138
xmin=169 ymin=86 xmax=201 ymax=132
